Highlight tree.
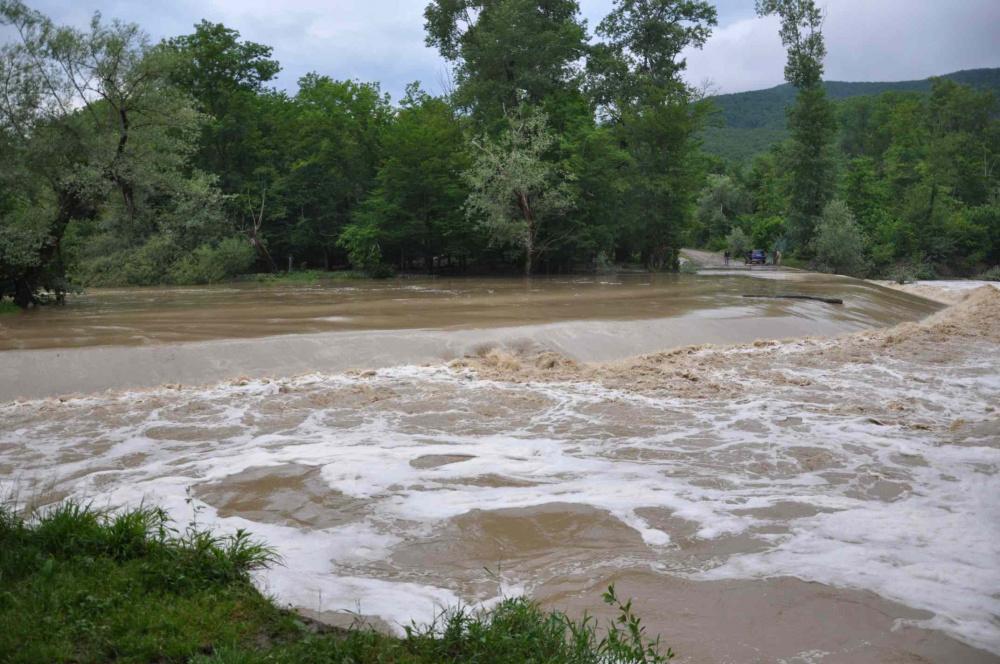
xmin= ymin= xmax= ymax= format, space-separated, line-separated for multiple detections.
xmin=464 ymin=106 xmax=574 ymax=275
xmin=591 ymin=0 xmax=717 ymax=269
xmin=0 ymin=1 xmax=232 ymax=299
xmin=814 ymin=200 xmax=866 ymax=276
xmin=725 ymin=227 xmax=751 ymax=258
xmin=695 ymin=174 xmax=750 ymax=246
xmin=424 ymin=0 xmax=588 ymax=131
xmin=164 ymin=21 xmax=281 ymax=194
xmin=756 ymin=0 xmax=835 ymax=252
xmin=278 ymin=75 xmax=391 ymax=269
xmin=344 ymin=84 xmax=475 ymax=272
xmin=590 ymin=0 xmax=716 ymax=111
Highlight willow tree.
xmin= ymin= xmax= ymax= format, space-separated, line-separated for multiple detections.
xmin=0 ymin=1 xmax=227 ymax=301
xmin=464 ymin=107 xmax=574 ymax=275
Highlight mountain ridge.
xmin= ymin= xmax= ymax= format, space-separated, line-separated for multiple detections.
xmin=702 ymin=67 xmax=1000 ymax=161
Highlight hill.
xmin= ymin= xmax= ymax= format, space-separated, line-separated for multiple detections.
xmin=702 ymin=67 xmax=1000 ymax=162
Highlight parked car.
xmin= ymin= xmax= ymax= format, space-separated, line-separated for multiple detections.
xmin=749 ymin=249 xmax=767 ymax=265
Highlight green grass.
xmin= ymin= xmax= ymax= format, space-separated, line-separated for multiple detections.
xmin=779 ymin=256 xmax=811 ymax=271
xmin=242 ymin=270 xmax=368 ymax=285
xmin=0 ymin=300 xmax=19 ymax=315
xmin=0 ymin=501 xmax=674 ymax=663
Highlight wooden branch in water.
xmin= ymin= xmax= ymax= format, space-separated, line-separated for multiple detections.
xmin=743 ymin=294 xmax=844 ymax=305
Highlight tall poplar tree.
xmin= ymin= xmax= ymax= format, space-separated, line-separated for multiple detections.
xmin=591 ymin=0 xmax=717 ymax=270
xmin=756 ymin=0 xmax=836 ymax=252
xmin=424 ymin=0 xmax=588 ymax=132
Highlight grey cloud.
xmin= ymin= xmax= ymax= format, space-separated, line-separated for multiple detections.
xmin=18 ymin=0 xmax=1000 ymax=100
xmin=685 ymin=0 xmax=1000 ymax=94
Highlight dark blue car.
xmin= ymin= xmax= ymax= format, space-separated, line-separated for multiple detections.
xmin=748 ymin=249 xmax=767 ymax=265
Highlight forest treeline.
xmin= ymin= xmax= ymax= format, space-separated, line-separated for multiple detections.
xmin=1 ymin=0 xmax=998 ymax=306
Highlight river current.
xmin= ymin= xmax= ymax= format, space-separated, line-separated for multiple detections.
xmin=2 ymin=272 xmax=997 ymax=663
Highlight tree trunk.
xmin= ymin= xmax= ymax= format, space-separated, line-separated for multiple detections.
xmin=13 ymin=279 xmax=35 ymax=309
xmin=111 ymin=108 xmax=136 ymax=224
xmin=517 ymin=192 xmax=535 ymax=277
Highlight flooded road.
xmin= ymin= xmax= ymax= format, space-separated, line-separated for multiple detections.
xmin=2 ymin=273 xmax=998 ymax=662
xmin=0 ymin=273 xmax=941 ymax=401
xmin=0 ymin=272 xmax=937 ymax=351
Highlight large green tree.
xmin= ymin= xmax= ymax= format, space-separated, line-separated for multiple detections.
xmin=164 ymin=21 xmax=281 ymax=195
xmin=278 ymin=75 xmax=391 ymax=270
xmin=591 ymin=0 xmax=717 ymax=269
xmin=756 ymin=0 xmax=836 ymax=252
xmin=0 ymin=1 xmax=228 ymax=302
xmin=343 ymin=84 xmax=475 ymax=272
xmin=464 ymin=106 xmax=575 ymax=275
xmin=424 ymin=0 xmax=588 ymax=131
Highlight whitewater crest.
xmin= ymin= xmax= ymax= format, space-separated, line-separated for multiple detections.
xmin=451 ymin=285 xmax=1000 ymax=395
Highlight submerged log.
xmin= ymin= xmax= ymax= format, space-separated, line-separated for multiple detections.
xmin=743 ymin=294 xmax=844 ymax=305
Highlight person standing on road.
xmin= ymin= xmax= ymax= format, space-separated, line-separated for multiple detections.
xmin=775 ymin=249 xmax=782 ymax=266
xmin=724 ymin=250 xmax=730 ymax=266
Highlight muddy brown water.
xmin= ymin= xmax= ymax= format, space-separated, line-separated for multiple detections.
xmin=2 ymin=272 xmax=998 ymax=662
xmin=0 ymin=272 xmax=938 ymax=351
xmin=0 ymin=272 xmax=940 ymax=401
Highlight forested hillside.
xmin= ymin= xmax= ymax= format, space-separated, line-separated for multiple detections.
xmin=704 ymin=68 xmax=1000 ymax=161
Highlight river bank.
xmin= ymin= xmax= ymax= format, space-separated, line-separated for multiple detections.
xmin=0 ymin=501 xmax=665 ymax=663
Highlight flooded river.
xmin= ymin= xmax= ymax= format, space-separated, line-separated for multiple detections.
xmin=2 ymin=272 xmax=998 ymax=662
xmin=0 ymin=273 xmax=940 ymax=400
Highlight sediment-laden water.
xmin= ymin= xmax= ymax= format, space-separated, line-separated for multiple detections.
xmin=0 ymin=273 xmax=941 ymax=401
xmin=1 ymin=274 xmax=997 ymax=662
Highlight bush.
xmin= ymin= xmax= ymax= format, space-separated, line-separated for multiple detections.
xmin=77 ymin=235 xmax=181 ymax=287
xmin=814 ymin=200 xmax=867 ymax=277
xmin=725 ymin=227 xmax=751 ymax=258
xmin=171 ymin=237 xmax=256 ymax=285
xmin=977 ymin=265 xmax=1000 ymax=281
xmin=679 ymin=260 xmax=700 ymax=274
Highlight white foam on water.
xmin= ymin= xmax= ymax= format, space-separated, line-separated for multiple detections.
xmin=913 ymin=280 xmax=1000 ymax=292
xmin=1 ymin=350 xmax=998 ymax=652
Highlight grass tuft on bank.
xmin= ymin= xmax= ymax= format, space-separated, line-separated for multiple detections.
xmin=0 ymin=501 xmax=673 ymax=663
xmin=241 ymin=269 xmax=370 ymax=285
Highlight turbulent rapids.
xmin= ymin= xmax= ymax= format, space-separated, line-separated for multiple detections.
xmin=1 ymin=275 xmax=998 ymax=662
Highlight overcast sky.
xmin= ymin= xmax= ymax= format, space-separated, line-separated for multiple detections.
xmin=22 ymin=0 xmax=1000 ymax=101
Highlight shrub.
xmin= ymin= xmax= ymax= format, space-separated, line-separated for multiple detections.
xmin=679 ymin=260 xmax=700 ymax=274
xmin=977 ymin=265 xmax=1000 ymax=281
xmin=725 ymin=227 xmax=751 ymax=258
xmin=171 ymin=237 xmax=256 ymax=285
xmin=72 ymin=235 xmax=180 ymax=287
xmin=814 ymin=200 xmax=867 ymax=277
